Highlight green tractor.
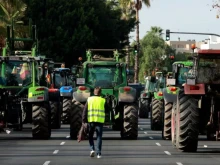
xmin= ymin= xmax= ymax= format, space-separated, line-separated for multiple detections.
xmin=139 ymin=76 xmax=157 ymax=118
xmin=71 ymin=49 xmax=138 ymax=140
xmin=162 ymin=61 xmax=193 ymax=140
xmin=0 ymin=25 xmax=51 ymax=139
xmin=150 ymin=71 xmax=167 ymax=130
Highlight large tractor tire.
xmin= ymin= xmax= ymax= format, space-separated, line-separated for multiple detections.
xmin=171 ymin=102 xmax=177 ymax=147
xmin=50 ymin=101 xmax=61 ymax=129
xmin=62 ymin=98 xmax=72 ymax=124
xmin=32 ymin=102 xmax=51 ymax=139
xmin=176 ymin=90 xmax=199 ymax=152
xmin=139 ymin=99 xmax=150 ymax=118
xmin=121 ymin=104 xmax=138 ymax=140
xmin=151 ymin=98 xmax=163 ymax=130
xmin=163 ymin=102 xmax=172 ymax=140
xmin=70 ymin=99 xmax=84 ymax=139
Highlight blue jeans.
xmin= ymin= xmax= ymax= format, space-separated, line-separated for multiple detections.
xmin=88 ymin=122 xmax=103 ymax=155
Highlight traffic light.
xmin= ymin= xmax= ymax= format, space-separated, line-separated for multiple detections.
xmin=134 ymin=45 xmax=137 ymax=54
xmin=166 ymin=29 xmax=170 ymax=41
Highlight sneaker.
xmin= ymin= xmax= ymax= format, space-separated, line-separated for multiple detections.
xmin=97 ymin=154 xmax=102 ymax=159
xmin=90 ymin=150 xmax=95 ymax=157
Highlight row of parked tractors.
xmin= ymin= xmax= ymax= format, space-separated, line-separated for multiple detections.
xmin=0 ymin=24 xmax=141 ymax=140
xmin=139 ymin=47 xmax=220 ymax=152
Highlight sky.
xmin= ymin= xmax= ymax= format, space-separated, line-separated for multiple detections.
xmin=129 ymin=0 xmax=220 ymax=42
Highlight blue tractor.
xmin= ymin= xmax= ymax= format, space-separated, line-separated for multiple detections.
xmin=52 ymin=68 xmax=75 ymax=124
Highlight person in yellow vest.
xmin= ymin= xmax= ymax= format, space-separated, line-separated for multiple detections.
xmin=82 ymin=87 xmax=107 ymax=159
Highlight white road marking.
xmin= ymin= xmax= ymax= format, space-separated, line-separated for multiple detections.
xmin=138 ymin=125 xmax=140 ymax=127
xmin=60 ymin=142 xmax=65 ymax=145
xmin=144 ymin=132 xmax=147 ymax=134
xmin=176 ymin=162 xmax=183 ymax=165
xmin=66 ymin=136 xmax=70 ymax=138
xmin=156 ymin=143 xmax=161 ymax=146
xmin=149 ymin=137 xmax=153 ymax=139
xmin=164 ymin=151 xmax=171 ymax=155
xmin=140 ymin=128 xmax=143 ymax=130
xmin=43 ymin=161 xmax=51 ymax=165
xmin=53 ymin=150 xmax=59 ymax=154
xmin=204 ymin=145 xmax=208 ymax=148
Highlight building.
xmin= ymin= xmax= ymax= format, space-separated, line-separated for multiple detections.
xmin=166 ymin=39 xmax=196 ymax=53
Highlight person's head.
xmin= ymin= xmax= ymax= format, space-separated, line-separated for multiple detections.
xmin=94 ymin=87 xmax=101 ymax=96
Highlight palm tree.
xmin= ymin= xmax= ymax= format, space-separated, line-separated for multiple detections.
xmin=119 ymin=0 xmax=151 ymax=83
xmin=0 ymin=0 xmax=27 ymax=36
xmin=0 ymin=0 xmax=27 ymax=49
xmin=150 ymin=26 xmax=163 ymax=37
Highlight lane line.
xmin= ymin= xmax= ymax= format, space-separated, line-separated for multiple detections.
xmin=140 ymin=128 xmax=143 ymax=130
xmin=138 ymin=125 xmax=140 ymax=127
xmin=176 ymin=162 xmax=183 ymax=165
xmin=43 ymin=161 xmax=50 ymax=165
xmin=66 ymin=136 xmax=70 ymax=138
xmin=53 ymin=150 xmax=59 ymax=154
xmin=60 ymin=142 xmax=65 ymax=145
xmin=144 ymin=132 xmax=148 ymax=134
xmin=204 ymin=145 xmax=208 ymax=148
xmin=164 ymin=151 xmax=171 ymax=155
xmin=156 ymin=143 xmax=161 ymax=146
xmin=149 ymin=137 xmax=153 ymax=139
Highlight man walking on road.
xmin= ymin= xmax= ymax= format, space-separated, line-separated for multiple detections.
xmin=82 ymin=87 xmax=106 ymax=158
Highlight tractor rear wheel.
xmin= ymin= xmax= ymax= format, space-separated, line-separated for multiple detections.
xmin=176 ymin=90 xmax=199 ymax=152
xmin=32 ymin=102 xmax=51 ymax=139
xmin=139 ymin=99 xmax=149 ymax=118
xmin=151 ymin=98 xmax=163 ymax=130
xmin=62 ymin=98 xmax=72 ymax=124
xmin=50 ymin=101 xmax=61 ymax=129
xmin=70 ymin=99 xmax=84 ymax=139
xmin=121 ymin=104 xmax=138 ymax=140
xmin=163 ymin=102 xmax=172 ymax=140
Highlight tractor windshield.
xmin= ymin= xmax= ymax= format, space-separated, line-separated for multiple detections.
xmin=54 ymin=72 xmax=67 ymax=88
xmin=155 ymin=76 xmax=166 ymax=91
xmin=87 ymin=65 xmax=123 ymax=88
xmin=145 ymin=79 xmax=156 ymax=92
xmin=0 ymin=61 xmax=32 ymax=86
xmin=177 ymin=67 xmax=190 ymax=84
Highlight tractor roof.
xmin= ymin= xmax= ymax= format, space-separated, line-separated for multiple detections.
xmin=173 ymin=61 xmax=193 ymax=67
xmin=54 ymin=68 xmax=70 ymax=72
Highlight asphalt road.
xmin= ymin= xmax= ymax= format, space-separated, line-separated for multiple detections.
xmin=0 ymin=119 xmax=220 ymax=165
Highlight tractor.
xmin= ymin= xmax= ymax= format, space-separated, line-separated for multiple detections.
xmin=0 ymin=25 xmax=51 ymax=139
xmin=71 ymin=49 xmax=138 ymax=140
xmin=171 ymin=42 xmax=220 ymax=152
xmin=150 ymin=71 xmax=167 ymax=130
xmin=53 ymin=68 xmax=75 ymax=124
xmin=139 ymin=76 xmax=157 ymax=118
xmin=162 ymin=61 xmax=193 ymax=140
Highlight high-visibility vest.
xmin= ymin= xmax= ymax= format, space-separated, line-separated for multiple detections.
xmin=87 ymin=96 xmax=106 ymax=123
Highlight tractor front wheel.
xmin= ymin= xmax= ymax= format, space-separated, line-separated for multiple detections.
xmin=139 ymin=99 xmax=150 ymax=118
xmin=70 ymin=99 xmax=84 ymax=139
xmin=32 ymin=102 xmax=51 ymax=139
xmin=50 ymin=101 xmax=61 ymax=129
xmin=151 ymin=98 xmax=163 ymax=130
xmin=121 ymin=104 xmax=138 ymax=140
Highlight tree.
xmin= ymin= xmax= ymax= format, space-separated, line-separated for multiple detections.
xmin=0 ymin=0 xmax=27 ymax=37
xmin=119 ymin=0 xmax=151 ymax=83
xmin=138 ymin=27 xmax=174 ymax=82
xmin=24 ymin=0 xmax=135 ymax=67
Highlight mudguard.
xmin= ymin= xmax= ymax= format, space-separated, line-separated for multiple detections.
xmin=118 ymin=86 xmax=136 ymax=103
xmin=163 ymin=86 xmax=180 ymax=103
xmin=48 ymin=88 xmax=60 ymax=101
xmin=60 ymin=86 xmax=73 ymax=97
xmin=28 ymin=86 xmax=49 ymax=102
xmin=153 ymin=91 xmax=164 ymax=100
xmin=73 ymin=87 xmax=90 ymax=103
xmin=140 ymin=91 xmax=151 ymax=99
